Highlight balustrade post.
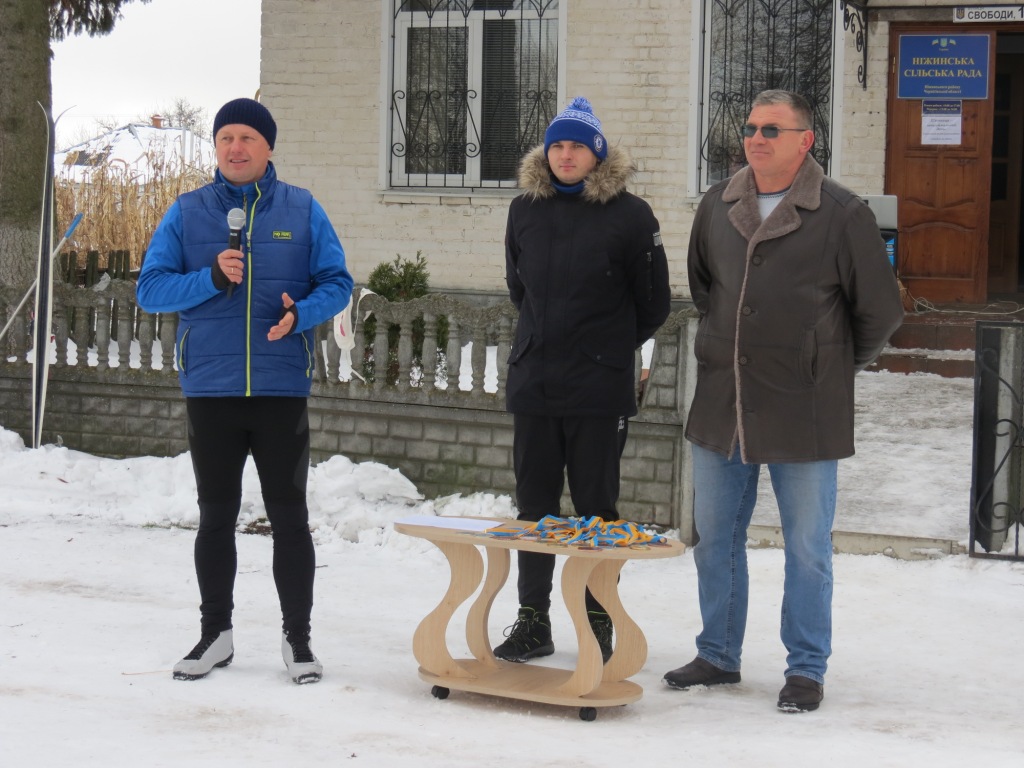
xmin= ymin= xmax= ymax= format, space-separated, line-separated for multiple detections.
xmin=110 ymin=292 xmax=120 ymax=337
xmin=157 ymin=313 xmax=175 ymax=371
xmin=446 ymin=320 xmax=461 ymax=392
xmin=421 ymin=313 xmax=438 ymax=390
xmin=52 ymin=305 xmax=69 ymax=369
xmin=70 ymin=303 xmax=86 ymax=355
xmin=396 ymin=319 xmax=413 ymax=392
xmin=353 ymin=314 xmax=372 ymax=389
xmin=18 ymin=310 xmax=30 ymax=362
xmin=471 ymin=327 xmax=486 ymax=394
xmin=93 ymin=303 xmax=111 ymax=370
xmin=116 ymin=304 xmax=131 ymax=368
xmin=10 ymin=312 xmax=28 ymax=362
xmin=137 ymin=308 xmax=154 ymax=370
xmin=373 ymin=316 xmax=389 ymax=391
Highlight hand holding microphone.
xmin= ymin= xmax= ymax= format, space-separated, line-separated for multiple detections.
xmin=223 ymin=208 xmax=246 ymax=297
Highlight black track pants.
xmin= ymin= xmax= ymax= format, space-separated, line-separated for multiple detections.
xmin=185 ymin=397 xmax=314 ymax=636
xmin=512 ymin=413 xmax=628 ymax=613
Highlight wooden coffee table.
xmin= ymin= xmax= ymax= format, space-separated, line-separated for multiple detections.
xmin=394 ymin=516 xmax=685 ymax=720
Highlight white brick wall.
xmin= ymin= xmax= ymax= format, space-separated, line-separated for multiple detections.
xmin=261 ymin=0 xmax=896 ymax=297
xmin=837 ymin=18 xmax=891 ymax=193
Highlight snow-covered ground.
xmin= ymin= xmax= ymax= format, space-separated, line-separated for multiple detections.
xmin=2 ymin=370 xmax=1022 ymax=767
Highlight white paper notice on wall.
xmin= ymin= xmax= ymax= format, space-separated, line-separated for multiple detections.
xmin=921 ymin=100 xmax=962 ymax=145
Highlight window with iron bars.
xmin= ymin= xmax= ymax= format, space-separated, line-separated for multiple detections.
xmin=390 ymin=1 xmax=560 ymax=189
xmin=699 ymin=0 xmax=835 ymax=190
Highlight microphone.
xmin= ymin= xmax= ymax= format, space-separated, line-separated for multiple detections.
xmin=226 ymin=208 xmax=245 ymax=297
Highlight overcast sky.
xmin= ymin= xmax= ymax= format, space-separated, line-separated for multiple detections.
xmin=50 ymin=0 xmax=260 ymax=148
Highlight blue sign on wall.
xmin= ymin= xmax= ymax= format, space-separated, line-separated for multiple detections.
xmin=897 ymin=34 xmax=990 ymax=99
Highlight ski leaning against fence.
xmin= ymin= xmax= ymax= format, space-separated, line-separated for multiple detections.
xmin=0 ymin=213 xmax=83 ymax=346
xmin=31 ymin=104 xmax=71 ymax=450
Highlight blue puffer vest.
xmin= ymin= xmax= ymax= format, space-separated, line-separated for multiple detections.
xmin=175 ymin=166 xmax=316 ymax=397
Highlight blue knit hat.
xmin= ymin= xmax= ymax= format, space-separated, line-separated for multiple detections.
xmin=213 ymin=98 xmax=277 ymax=149
xmin=543 ymin=97 xmax=607 ymax=160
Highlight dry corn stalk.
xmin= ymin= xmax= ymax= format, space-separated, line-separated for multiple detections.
xmin=54 ymin=147 xmax=212 ymax=270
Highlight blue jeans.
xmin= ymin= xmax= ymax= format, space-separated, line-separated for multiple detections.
xmin=691 ymin=444 xmax=836 ymax=684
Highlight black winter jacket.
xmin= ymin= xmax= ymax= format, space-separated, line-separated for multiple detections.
xmin=504 ymin=145 xmax=671 ymax=417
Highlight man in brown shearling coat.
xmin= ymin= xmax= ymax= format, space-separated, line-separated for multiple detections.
xmin=663 ymin=90 xmax=903 ymax=712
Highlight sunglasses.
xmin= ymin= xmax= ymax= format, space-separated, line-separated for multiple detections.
xmin=741 ymin=124 xmax=808 ymax=139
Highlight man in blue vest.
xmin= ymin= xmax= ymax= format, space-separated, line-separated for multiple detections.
xmin=137 ymin=98 xmax=353 ymax=685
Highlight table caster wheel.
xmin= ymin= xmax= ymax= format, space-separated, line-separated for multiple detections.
xmin=579 ymin=706 xmax=597 ymax=721
xmin=431 ymin=685 xmax=450 ymax=700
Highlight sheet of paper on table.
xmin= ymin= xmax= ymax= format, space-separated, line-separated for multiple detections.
xmin=395 ymin=515 xmax=500 ymax=532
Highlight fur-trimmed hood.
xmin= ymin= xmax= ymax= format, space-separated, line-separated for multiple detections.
xmin=516 ymin=144 xmax=635 ymax=204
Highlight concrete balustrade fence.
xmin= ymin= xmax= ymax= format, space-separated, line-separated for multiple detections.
xmin=0 ymin=282 xmax=699 ymax=539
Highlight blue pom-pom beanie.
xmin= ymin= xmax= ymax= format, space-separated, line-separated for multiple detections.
xmin=213 ymin=98 xmax=277 ymax=149
xmin=543 ymin=97 xmax=607 ymax=160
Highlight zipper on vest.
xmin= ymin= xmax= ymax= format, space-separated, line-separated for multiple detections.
xmin=302 ymin=332 xmax=313 ymax=379
xmin=244 ymin=185 xmax=263 ymax=397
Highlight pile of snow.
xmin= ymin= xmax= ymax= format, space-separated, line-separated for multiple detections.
xmin=3 ymin=371 xmax=1023 ymax=766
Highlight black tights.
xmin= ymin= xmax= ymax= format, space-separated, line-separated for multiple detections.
xmin=185 ymin=397 xmax=314 ymax=636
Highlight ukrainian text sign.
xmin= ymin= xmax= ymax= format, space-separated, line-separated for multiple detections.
xmin=921 ymin=100 xmax=963 ymax=145
xmin=897 ymin=34 xmax=990 ymax=99
xmin=955 ymin=5 xmax=1024 ymax=22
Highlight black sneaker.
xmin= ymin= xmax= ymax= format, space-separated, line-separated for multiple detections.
xmin=282 ymin=630 xmax=323 ymax=684
xmin=173 ymin=630 xmax=233 ymax=680
xmin=588 ymin=611 xmax=613 ymax=663
xmin=493 ymin=607 xmax=554 ymax=663
xmin=663 ymin=656 xmax=741 ymax=689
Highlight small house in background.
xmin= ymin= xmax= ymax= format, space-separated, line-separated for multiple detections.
xmin=54 ymin=116 xmax=216 ymax=274
xmin=56 ymin=115 xmax=214 ymax=184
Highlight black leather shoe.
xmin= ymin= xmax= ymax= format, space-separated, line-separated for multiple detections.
xmin=663 ymin=656 xmax=741 ymax=689
xmin=777 ymin=675 xmax=824 ymax=712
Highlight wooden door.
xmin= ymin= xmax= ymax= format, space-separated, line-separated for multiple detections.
xmin=886 ymin=25 xmax=995 ymax=304
xmin=987 ymin=54 xmax=1024 ymax=294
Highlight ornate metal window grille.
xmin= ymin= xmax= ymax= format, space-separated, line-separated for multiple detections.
xmin=970 ymin=322 xmax=1024 ymax=561
xmin=390 ymin=1 xmax=560 ymax=189
xmin=699 ymin=0 xmax=835 ymax=189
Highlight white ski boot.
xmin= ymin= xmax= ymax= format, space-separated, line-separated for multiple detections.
xmin=173 ymin=630 xmax=234 ymax=680
xmin=282 ymin=630 xmax=322 ymax=684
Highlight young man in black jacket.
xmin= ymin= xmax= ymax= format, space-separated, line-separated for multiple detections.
xmin=496 ymin=97 xmax=671 ymax=663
